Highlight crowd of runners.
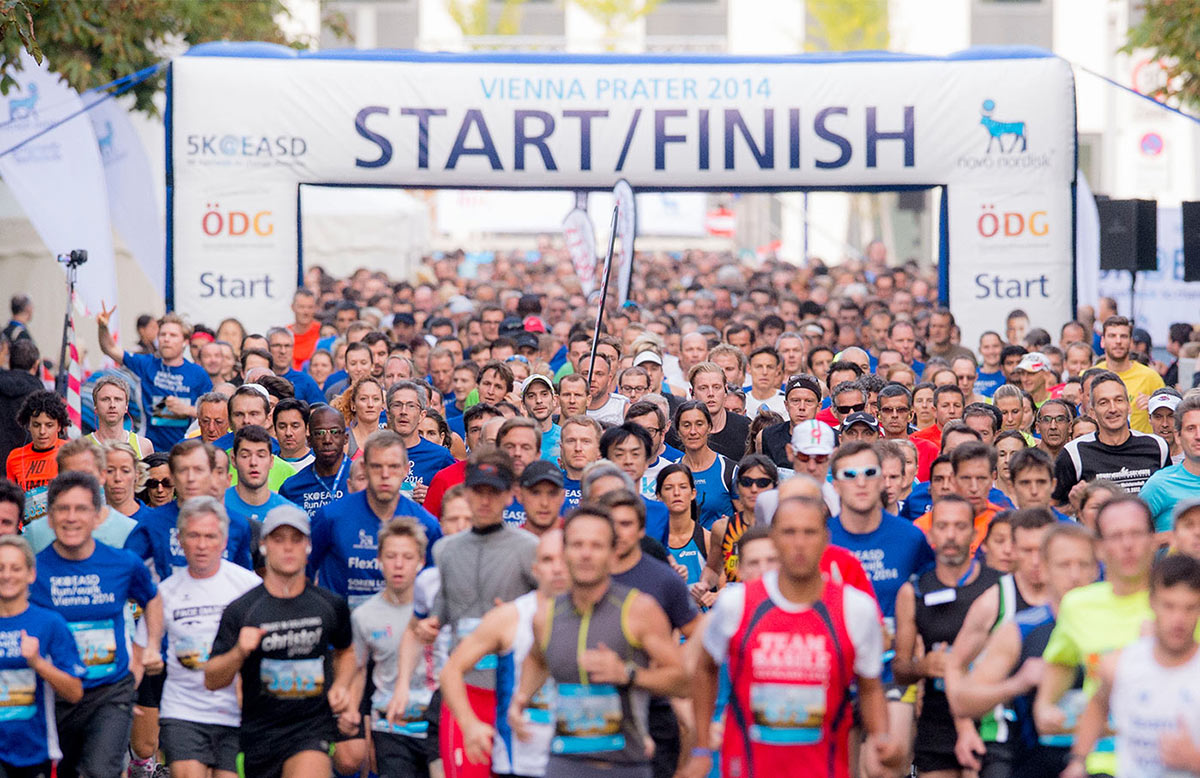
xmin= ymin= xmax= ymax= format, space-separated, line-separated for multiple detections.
xmin=1 ymin=244 xmax=1199 ymax=778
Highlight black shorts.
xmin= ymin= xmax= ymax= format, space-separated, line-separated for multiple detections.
xmin=374 ymin=730 xmax=431 ymax=778
xmin=55 ymin=675 xmax=136 ymax=778
xmin=242 ymin=731 xmax=332 ymax=778
xmin=913 ymin=748 xmax=964 ymax=774
xmin=159 ymin=718 xmax=240 ymax=772
xmin=647 ymin=695 xmax=679 ymax=778
xmin=0 ymin=760 xmax=51 ymax=778
xmin=424 ymin=689 xmax=442 ymax=761
xmin=135 ymin=670 xmax=165 ymax=709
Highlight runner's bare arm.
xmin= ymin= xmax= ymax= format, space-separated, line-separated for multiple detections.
xmin=20 ymin=630 xmax=83 ymax=703
xmin=858 ymin=676 xmax=903 ymax=774
xmin=439 ymin=602 xmax=517 ymax=733
xmin=384 ymin=621 xmax=424 ymax=725
xmin=948 ymin=622 xmax=1031 ymax=719
xmin=628 ymin=592 xmax=689 ymax=697
xmin=509 ymin=600 xmax=552 ymax=743
xmin=680 ymin=646 xmax=720 ymax=778
xmin=327 ymin=646 xmax=356 ymax=714
xmin=890 ymin=582 xmax=924 ymax=685
xmin=1062 ymin=659 xmax=1116 ymax=778
xmin=96 ymin=302 xmax=124 ymax=365
xmin=140 ymin=593 xmax=165 ymax=674
xmin=700 ymin=518 xmax=728 ymax=589
xmin=1033 ymin=657 xmax=1080 ymax=735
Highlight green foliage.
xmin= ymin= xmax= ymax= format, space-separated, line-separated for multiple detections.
xmin=806 ymin=0 xmax=888 ymax=52
xmin=573 ymin=0 xmax=663 ymax=40
xmin=448 ymin=0 xmax=527 ymax=37
xmin=1123 ymin=0 xmax=1200 ymax=111
xmin=0 ymin=0 xmax=348 ymax=117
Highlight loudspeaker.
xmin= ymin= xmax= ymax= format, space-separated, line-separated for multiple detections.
xmin=1097 ymin=198 xmax=1157 ymax=272
xmin=1183 ymin=201 xmax=1200 ymax=282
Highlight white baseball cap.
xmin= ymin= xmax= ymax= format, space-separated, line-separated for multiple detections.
xmin=1148 ymin=390 xmax=1182 ymax=415
xmin=790 ymin=420 xmax=836 ymax=455
xmin=633 ymin=351 xmax=663 ymax=367
xmin=1016 ymin=352 xmax=1052 ymax=373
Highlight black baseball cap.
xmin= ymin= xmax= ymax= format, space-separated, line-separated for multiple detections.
xmin=465 ymin=459 xmax=514 ymax=490
xmin=519 ymin=460 xmax=564 ymax=489
xmin=500 ymin=316 xmax=524 ymax=337
xmin=841 ymin=411 xmax=880 ymax=433
xmin=515 ymin=332 xmax=539 ymax=351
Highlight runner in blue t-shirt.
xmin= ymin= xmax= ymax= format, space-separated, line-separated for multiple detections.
xmin=557 ymin=416 xmax=601 ymax=516
xmin=32 ymin=471 xmax=162 ymax=778
xmin=280 ymin=406 xmax=353 ymax=515
xmin=386 ymin=381 xmax=456 ymax=498
xmin=97 ymin=310 xmax=212 ymax=453
xmin=309 ymin=431 xmax=442 ymax=607
xmin=0 ymin=535 xmax=86 ymax=775
xmin=125 ymin=440 xmax=253 ymax=579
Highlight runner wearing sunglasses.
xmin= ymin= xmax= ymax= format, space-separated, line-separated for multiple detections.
xmin=828 ymin=440 xmax=936 ymax=773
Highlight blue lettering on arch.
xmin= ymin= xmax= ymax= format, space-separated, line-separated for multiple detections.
xmin=401 ymin=108 xmax=446 ymax=170
xmin=446 ymin=109 xmax=503 ymax=170
xmin=354 ymin=106 xmax=392 ymax=169
xmin=866 ymin=106 xmax=915 ymax=168
xmin=724 ymin=108 xmax=774 ymax=170
xmin=514 ymin=110 xmax=557 ymax=171
xmin=654 ymin=109 xmax=687 ymax=171
xmin=814 ymin=107 xmax=851 ymax=169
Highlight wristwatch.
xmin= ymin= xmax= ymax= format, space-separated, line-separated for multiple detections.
xmin=623 ymin=660 xmax=638 ymax=687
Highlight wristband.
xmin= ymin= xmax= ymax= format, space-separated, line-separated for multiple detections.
xmin=691 ymin=747 xmax=716 ymax=759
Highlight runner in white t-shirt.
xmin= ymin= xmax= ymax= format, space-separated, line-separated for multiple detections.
xmin=158 ymin=496 xmax=261 ymax=778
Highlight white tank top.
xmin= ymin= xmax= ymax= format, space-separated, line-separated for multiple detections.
xmin=1111 ymin=635 xmax=1200 ymax=778
xmin=492 ymin=591 xmax=554 ymax=777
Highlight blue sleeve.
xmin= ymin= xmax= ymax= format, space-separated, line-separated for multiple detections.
xmin=307 ymin=508 xmax=332 ymax=579
xmin=417 ymin=508 xmax=442 ymax=567
xmin=121 ymin=351 xmax=151 ymax=380
xmin=47 ymin=614 xmax=85 ymax=678
xmin=123 ymin=523 xmax=152 ymax=561
xmin=127 ymin=552 xmax=158 ymax=606
xmin=229 ymin=518 xmax=253 ymax=570
xmin=295 ymin=374 xmax=324 ymax=406
xmin=915 ymin=533 xmax=936 ymax=573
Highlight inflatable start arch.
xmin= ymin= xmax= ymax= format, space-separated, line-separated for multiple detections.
xmin=167 ymin=43 xmax=1077 ymax=342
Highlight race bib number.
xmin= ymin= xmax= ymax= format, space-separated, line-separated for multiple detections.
xmin=69 ymin=620 xmax=118 ymax=680
xmin=551 ymin=683 xmax=625 ymax=755
xmin=175 ymin=634 xmax=212 ymax=670
xmin=749 ymin=682 xmax=826 ymax=745
xmin=24 ymin=484 xmax=47 ymax=523
xmin=261 ymin=657 xmax=324 ymax=699
xmin=373 ymin=688 xmax=433 ymax=737
xmin=0 ymin=668 xmax=36 ymax=721
xmin=527 ymin=680 xmax=556 ymax=725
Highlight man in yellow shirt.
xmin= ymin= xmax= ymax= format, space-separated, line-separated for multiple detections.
xmin=1033 ymin=495 xmax=1200 ymax=777
xmin=1094 ymin=315 xmax=1164 ymax=434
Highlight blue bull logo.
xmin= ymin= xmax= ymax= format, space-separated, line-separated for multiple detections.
xmin=7 ymin=82 xmax=38 ymax=121
xmin=980 ymin=99 xmax=1026 ymax=153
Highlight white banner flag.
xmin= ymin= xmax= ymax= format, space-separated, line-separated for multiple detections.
xmin=563 ymin=207 xmax=598 ymax=295
xmin=89 ymin=96 xmax=164 ymax=293
xmin=613 ymin=179 xmax=636 ymax=304
xmin=0 ymin=53 xmax=118 ymax=333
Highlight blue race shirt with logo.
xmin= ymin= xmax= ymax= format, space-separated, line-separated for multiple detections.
xmin=31 ymin=542 xmax=156 ymax=689
xmin=560 ymin=475 xmax=583 ymax=515
xmin=406 ymin=438 xmax=457 ymax=490
xmin=691 ymin=455 xmax=736 ymax=531
xmin=827 ymin=511 xmax=934 ymax=619
xmin=309 ymin=491 xmax=442 ymax=608
xmin=642 ymin=496 xmax=670 ymax=546
xmin=975 ymin=370 xmax=1005 ymax=398
xmin=279 ymin=456 xmax=352 ymax=516
xmin=0 ymin=604 xmax=85 ymax=766
xmin=503 ymin=497 xmax=527 ymax=528
xmin=122 ymin=352 xmax=212 ymax=452
xmin=124 ymin=501 xmax=253 ymax=580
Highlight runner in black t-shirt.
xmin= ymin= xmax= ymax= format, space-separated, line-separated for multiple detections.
xmin=206 ymin=505 xmax=354 ymax=778
xmin=1052 ymin=371 xmax=1169 ymax=508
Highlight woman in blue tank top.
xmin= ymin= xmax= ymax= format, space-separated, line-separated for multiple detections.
xmin=657 ymin=463 xmax=713 ymax=610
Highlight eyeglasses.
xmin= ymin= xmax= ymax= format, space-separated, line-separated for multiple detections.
xmin=312 ymin=428 xmax=344 ymax=438
xmin=1038 ymin=415 xmax=1070 ymax=425
xmin=505 ymin=355 xmax=529 ymax=365
xmin=636 ymin=426 xmax=662 ymax=437
xmin=145 ymin=478 xmax=173 ymax=490
xmin=793 ymin=452 xmax=830 ymax=464
xmin=835 ymin=403 xmax=866 ymax=415
xmin=835 ymin=466 xmax=880 ymax=481
xmin=389 ymin=401 xmax=421 ymax=412
xmin=738 ymin=476 xmax=775 ymax=489
xmin=620 ymin=385 xmax=649 ymax=394
xmin=878 ymin=406 xmax=910 ymax=416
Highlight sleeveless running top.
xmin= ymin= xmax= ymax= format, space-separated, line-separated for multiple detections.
xmin=668 ymin=521 xmax=707 ymax=587
xmin=541 ymin=582 xmax=650 ymax=766
xmin=722 ymin=577 xmax=856 ymax=778
xmin=980 ymin=573 xmax=1033 ymax=744
xmin=87 ymin=430 xmax=143 ymax=458
xmin=913 ymin=564 xmax=1002 ymax=755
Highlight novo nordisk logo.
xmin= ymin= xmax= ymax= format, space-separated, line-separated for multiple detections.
xmin=980 ymin=99 xmax=1026 ymax=154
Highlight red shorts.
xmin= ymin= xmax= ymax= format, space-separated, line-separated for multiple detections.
xmin=439 ymin=684 xmax=496 ymax=778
